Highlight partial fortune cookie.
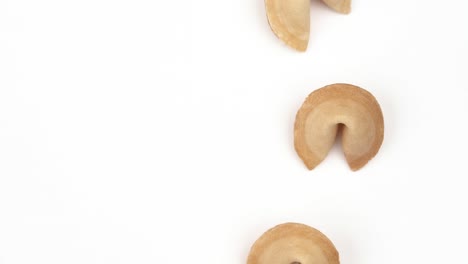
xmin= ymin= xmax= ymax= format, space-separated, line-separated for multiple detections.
xmin=265 ymin=0 xmax=351 ymax=51
xmin=294 ymin=83 xmax=384 ymax=171
xmin=247 ymin=223 xmax=340 ymax=264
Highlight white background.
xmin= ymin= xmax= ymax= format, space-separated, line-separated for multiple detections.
xmin=1 ymin=0 xmax=468 ymax=263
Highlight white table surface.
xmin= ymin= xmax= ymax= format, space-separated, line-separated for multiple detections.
xmin=1 ymin=0 xmax=468 ymax=263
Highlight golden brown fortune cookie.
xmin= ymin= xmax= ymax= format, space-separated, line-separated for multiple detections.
xmin=294 ymin=83 xmax=384 ymax=171
xmin=247 ymin=223 xmax=340 ymax=264
xmin=265 ymin=0 xmax=351 ymax=51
